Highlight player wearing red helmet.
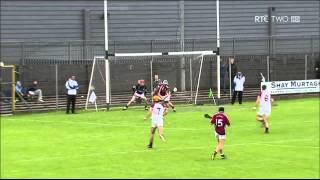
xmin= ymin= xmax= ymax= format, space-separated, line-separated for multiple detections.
xmin=123 ymin=79 xmax=148 ymax=111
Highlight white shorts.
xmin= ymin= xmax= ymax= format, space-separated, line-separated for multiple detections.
xmin=151 ymin=118 xmax=163 ymax=128
xmin=258 ymin=107 xmax=271 ymax=117
xmin=215 ymin=132 xmax=226 ymax=140
xmin=28 ymin=91 xmax=35 ymax=95
xmin=134 ymin=93 xmax=146 ymax=99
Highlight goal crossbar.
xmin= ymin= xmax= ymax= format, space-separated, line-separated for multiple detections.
xmin=107 ymin=50 xmax=216 ymax=57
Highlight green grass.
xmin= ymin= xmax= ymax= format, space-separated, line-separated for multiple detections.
xmin=1 ymin=98 xmax=319 ymax=178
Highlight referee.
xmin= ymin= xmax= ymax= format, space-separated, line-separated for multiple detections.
xmin=65 ymin=75 xmax=79 ymax=114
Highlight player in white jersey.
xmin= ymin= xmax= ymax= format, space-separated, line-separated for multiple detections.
xmin=144 ymin=95 xmax=167 ymax=148
xmin=256 ymin=85 xmax=271 ymax=133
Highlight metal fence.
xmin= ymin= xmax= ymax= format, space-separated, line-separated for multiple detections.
xmin=1 ymin=35 xmax=319 ymax=64
xmin=0 ymin=35 xmax=319 ymax=111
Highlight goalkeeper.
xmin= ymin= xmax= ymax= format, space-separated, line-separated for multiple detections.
xmin=123 ymin=79 xmax=149 ymax=111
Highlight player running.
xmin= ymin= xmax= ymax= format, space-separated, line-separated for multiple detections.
xmin=155 ymin=80 xmax=176 ymax=112
xmin=204 ymin=106 xmax=231 ymax=160
xmin=123 ymin=79 xmax=148 ymax=111
xmin=256 ymin=84 xmax=271 ymax=133
xmin=144 ymin=95 xmax=167 ymax=148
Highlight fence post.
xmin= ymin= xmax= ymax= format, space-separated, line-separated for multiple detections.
xmin=21 ymin=42 xmax=25 ymax=66
xmin=267 ymin=56 xmax=270 ymax=81
xmin=305 ymin=54 xmax=308 ymax=80
xmin=150 ymin=40 xmax=153 ymax=102
xmin=232 ymin=37 xmax=235 ymax=57
xmin=311 ymin=35 xmax=314 ymax=57
xmin=55 ymin=64 xmax=59 ymax=110
xmin=68 ymin=42 xmax=71 ymax=64
xmin=192 ymin=39 xmax=195 ymax=51
xmin=189 ymin=57 xmax=193 ymax=102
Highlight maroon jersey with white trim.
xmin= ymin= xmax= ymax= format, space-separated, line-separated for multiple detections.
xmin=210 ymin=112 xmax=230 ymax=135
xmin=158 ymin=84 xmax=170 ymax=97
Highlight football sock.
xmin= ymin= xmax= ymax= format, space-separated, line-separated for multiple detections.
xmin=148 ymin=142 xmax=153 ymax=147
xmin=159 ymin=135 xmax=166 ymax=142
xmin=214 ymin=151 xmax=218 ymax=156
xmin=211 ymin=151 xmax=218 ymax=160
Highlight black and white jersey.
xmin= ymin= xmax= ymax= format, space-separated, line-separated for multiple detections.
xmin=133 ymin=84 xmax=147 ymax=95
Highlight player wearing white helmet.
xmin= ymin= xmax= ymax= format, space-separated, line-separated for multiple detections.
xmin=155 ymin=80 xmax=176 ymax=112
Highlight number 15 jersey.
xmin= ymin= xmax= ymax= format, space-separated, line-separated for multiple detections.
xmin=211 ymin=113 xmax=230 ymax=135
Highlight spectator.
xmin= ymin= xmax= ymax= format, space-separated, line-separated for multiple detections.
xmin=220 ymin=59 xmax=227 ymax=93
xmin=153 ymin=74 xmax=162 ymax=95
xmin=15 ymin=81 xmax=26 ymax=101
xmin=27 ymin=80 xmax=44 ymax=102
xmin=315 ymin=59 xmax=320 ymax=79
xmin=65 ymin=75 xmax=79 ymax=114
xmin=231 ymin=72 xmax=245 ymax=105
xmin=227 ymin=57 xmax=238 ymax=92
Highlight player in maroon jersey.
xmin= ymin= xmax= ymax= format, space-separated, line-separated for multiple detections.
xmin=204 ymin=106 xmax=230 ymax=160
xmin=155 ymin=80 xmax=176 ymax=112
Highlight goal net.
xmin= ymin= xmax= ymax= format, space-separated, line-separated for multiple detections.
xmin=0 ymin=64 xmax=16 ymax=114
xmin=85 ymin=56 xmax=109 ymax=111
xmin=86 ymin=50 xmax=218 ymax=110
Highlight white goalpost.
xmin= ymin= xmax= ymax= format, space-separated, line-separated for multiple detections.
xmin=216 ymin=0 xmax=221 ymax=100
xmin=85 ymin=56 xmax=107 ymax=111
xmin=104 ymin=0 xmax=111 ymax=111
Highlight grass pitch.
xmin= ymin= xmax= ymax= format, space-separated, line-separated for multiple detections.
xmin=1 ymin=98 xmax=319 ymax=178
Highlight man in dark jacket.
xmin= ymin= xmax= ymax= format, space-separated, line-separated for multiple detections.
xmin=27 ymin=80 xmax=44 ymax=102
xmin=220 ymin=59 xmax=227 ymax=93
xmin=227 ymin=57 xmax=238 ymax=92
xmin=315 ymin=58 xmax=320 ymax=79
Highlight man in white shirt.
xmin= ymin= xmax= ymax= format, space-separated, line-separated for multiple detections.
xmin=231 ymin=72 xmax=245 ymax=105
xmin=65 ymin=75 xmax=79 ymax=114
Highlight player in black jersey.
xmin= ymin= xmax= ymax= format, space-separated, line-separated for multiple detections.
xmin=123 ymin=79 xmax=149 ymax=110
